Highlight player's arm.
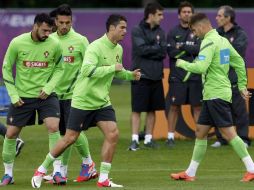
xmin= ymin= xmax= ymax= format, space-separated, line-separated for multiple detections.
xmin=80 ymin=36 xmax=89 ymax=58
xmin=2 ymin=40 xmax=21 ymax=104
xmin=42 ymin=43 xmax=64 ymax=96
xmin=167 ymin=30 xmax=185 ymax=59
xmin=114 ymin=49 xmax=140 ymax=80
xmin=176 ymin=40 xmax=215 ymax=74
xmin=132 ymin=27 xmax=165 ymax=59
xmin=228 ymin=43 xmax=247 ymax=92
xmin=80 ymin=45 xmax=116 ymax=78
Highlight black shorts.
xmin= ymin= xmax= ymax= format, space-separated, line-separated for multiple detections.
xmin=67 ymin=105 xmax=116 ymax=132
xmin=7 ymin=94 xmax=60 ymax=127
xmin=198 ymin=99 xmax=233 ymax=128
xmin=166 ymin=81 xmax=202 ymax=106
xmin=131 ymin=79 xmax=165 ymax=112
xmin=59 ymin=99 xmax=71 ymax=135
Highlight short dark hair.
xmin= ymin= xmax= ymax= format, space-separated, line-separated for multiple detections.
xmin=219 ymin=5 xmax=235 ymax=23
xmin=54 ymin=4 xmax=72 ymax=17
xmin=189 ymin=13 xmax=209 ymax=27
xmin=178 ymin=1 xmax=194 ymax=14
xmin=34 ymin=13 xmax=54 ymax=26
xmin=106 ymin=14 xmax=127 ymax=32
xmin=144 ymin=2 xmax=164 ymax=20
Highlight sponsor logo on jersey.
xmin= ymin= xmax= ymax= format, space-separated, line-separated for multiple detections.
xmin=44 ymin=51 xmax=49 ymax=58
xmin=68 ymin=45 xmax=74 ymax=53
xmin=63 ymin=56 xmax=74 ymax=63
xmin=23 ymin=61 xmax=48 ymax=68
xmin=198 ymin=55 xmax=206 ymax=61
xmin=176 ymin=35 xmax=181 ymax=39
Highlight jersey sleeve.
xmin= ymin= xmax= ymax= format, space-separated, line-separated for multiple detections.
xmin=80 ymin=44 xmax=115 ymax=78
xmin=177 ymin=39 xmax=215 ymax=74
xmin=2 ymin=39 xmax=20 ymax=104
xmin=42 ymin=43 xmax=64 ymax=95
xmin=228 ymin=43 xmax=247 ymax=91
xmin=80 ymin=36 xmax=89 ymax=58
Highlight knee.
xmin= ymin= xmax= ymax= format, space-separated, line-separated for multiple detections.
xmin=195 ymin=128 xmax=206 ymax=139
xmin=63 ymin=131 xmax=79 ymax=146
xmin=170 ymin=105 xmax=180 ymax=114
xmin=107 ymin=127 xmax=119 ymax=144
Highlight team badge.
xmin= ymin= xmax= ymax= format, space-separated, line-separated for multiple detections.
xmin=116 ymin=55 xmax=120 ymax=62
xmin=68 ymin=45 xmax=74 ymax=53
xmin=190 ymin=33 xmax=194 ymax=39
xmin=230 ymin=37 xmax=234 ymax=42
xmin=44 ymin=51 xmax=49 ymax=58
xmin=172 ymin=96 xmax=176 ymax=102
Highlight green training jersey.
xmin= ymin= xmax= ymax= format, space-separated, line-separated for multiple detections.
xmin=177 ymin=29 xmax=247 ymax=103
xmin=52 ymin=28 xmax=89 ymax=100
xmin=2 ymin=32 xmax=63 ymax=104
xmin=72 ymin=34 xmax=134 ymax=110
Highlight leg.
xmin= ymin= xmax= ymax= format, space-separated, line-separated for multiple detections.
xmin=1 ymin=125 xmax=22 ymax=186
xmin=96 ymin=121 xmax=122 ymax=187
xmin=31 ymin=129 xmax=80 ymax=188
xmin=219 ymin=126 xmax=254 ymax=181
xmin=166 ymin=105 xmax=180 ymax=147
xmin=171 ymin=124 xmax=210 ymax=181
xmin=129 ymin=112 xmax=141 ymax=151
xmin=144 ymin=111 xmax=155 ymax=145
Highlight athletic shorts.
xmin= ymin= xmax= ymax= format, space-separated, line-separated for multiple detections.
xmin=59 ymin=99 xmax=71 ymax=135
xmin=198 ymin=99 xmax=233 ymax=128
xmin=131 ymin=79 xmax=165 ymax=112
xmin=7 ymin=94 xmax=60 ymax=127
xmin=166 ymin=81 xmax=202 ymax=106
xmin=67 ymin=105 xmax=116 ymax=132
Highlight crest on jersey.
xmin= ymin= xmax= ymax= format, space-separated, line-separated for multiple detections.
xmin=116 ymin=54 xmax=120 ymax=62
xmin=190 ymin=33 xmax=194 ymax=39
xmin=44 ymin=51 xmax=49 ymax=58
xmin=230 ymin=37 xmax=234 ymax=43
xmin=68 ymin=45 xmax=74 ymax=53
xmin=172 ymin=96 xmax=176 ymax=102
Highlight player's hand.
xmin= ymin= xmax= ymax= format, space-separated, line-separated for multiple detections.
xmin=176 ymin=59 xmax=182 ymax=67
xmin=240 ymin=89 xmax=252 ymax=100
xmin=115 ymin=64 xmax=123 ymax=71
xmin=133 ymin=69 xmax=141 ymax=81
xmin=39 ymin=90 xmax=49 ymax=99
xmin=14 ymin=98 xmax=24 ymax=107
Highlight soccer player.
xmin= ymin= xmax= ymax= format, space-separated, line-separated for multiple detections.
xmin=129 ymin=2 xmax=166 ymax=151
xmin=31 ymin=14 xmax=141 ymax=188
xmin=0 ymin=13 xmax=64 ymax=186
xmin=171 ymin=13 xmax=254 ymax=182
xmin=211 ymin=5 xmax=251 ymax=148
xmin=166 ymin=1 xmax=201 ymax=147
xmin=42 ymin=4 xmax=98 ymax=183
xmin=0 ymin=122 xmax=24 ymax=157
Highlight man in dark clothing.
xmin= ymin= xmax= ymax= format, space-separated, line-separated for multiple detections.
xmin=166 ymin=1 xmax=202 ymax=147
xmin=129 ymin=2 xmax=167 ymax=151
xmin=211 ymin=5 xmax=251 ymax=148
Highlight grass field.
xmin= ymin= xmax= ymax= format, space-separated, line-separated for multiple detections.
xmin=0 ymin=83 xmax=254 ymax=189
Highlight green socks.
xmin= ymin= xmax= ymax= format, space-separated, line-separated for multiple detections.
xmin=192 ymin=139 xmax=207 ymax=163
xmin=229 ymin=136 xmax=249 ymax=159
xmin=2 ymin=137 xmax=16 ymax=164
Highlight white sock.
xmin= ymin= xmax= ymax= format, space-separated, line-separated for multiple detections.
xmin=53 ymin=160 xmax=61 ymax=174
xmin=82 ymin=155 xmax=93 ymax=165
xmin=168 ymin=132 xmax=174 ymax=140
xmin=4 ymin=163 xmax=13 ymax=177
xmin=185 ymin=160 xmax=199 ymax=177
xmin=144 ymin=134 xmax=152 ymax=144
xmin=242 ymin=156 xmax=254 ymax=173
xmin=61 ymin=165 xmax=68 ymax=178
xmin=132 ymin=134 xmax=139 ymax=143
xmin=38 ymin=165 xmax=47 ymax=174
